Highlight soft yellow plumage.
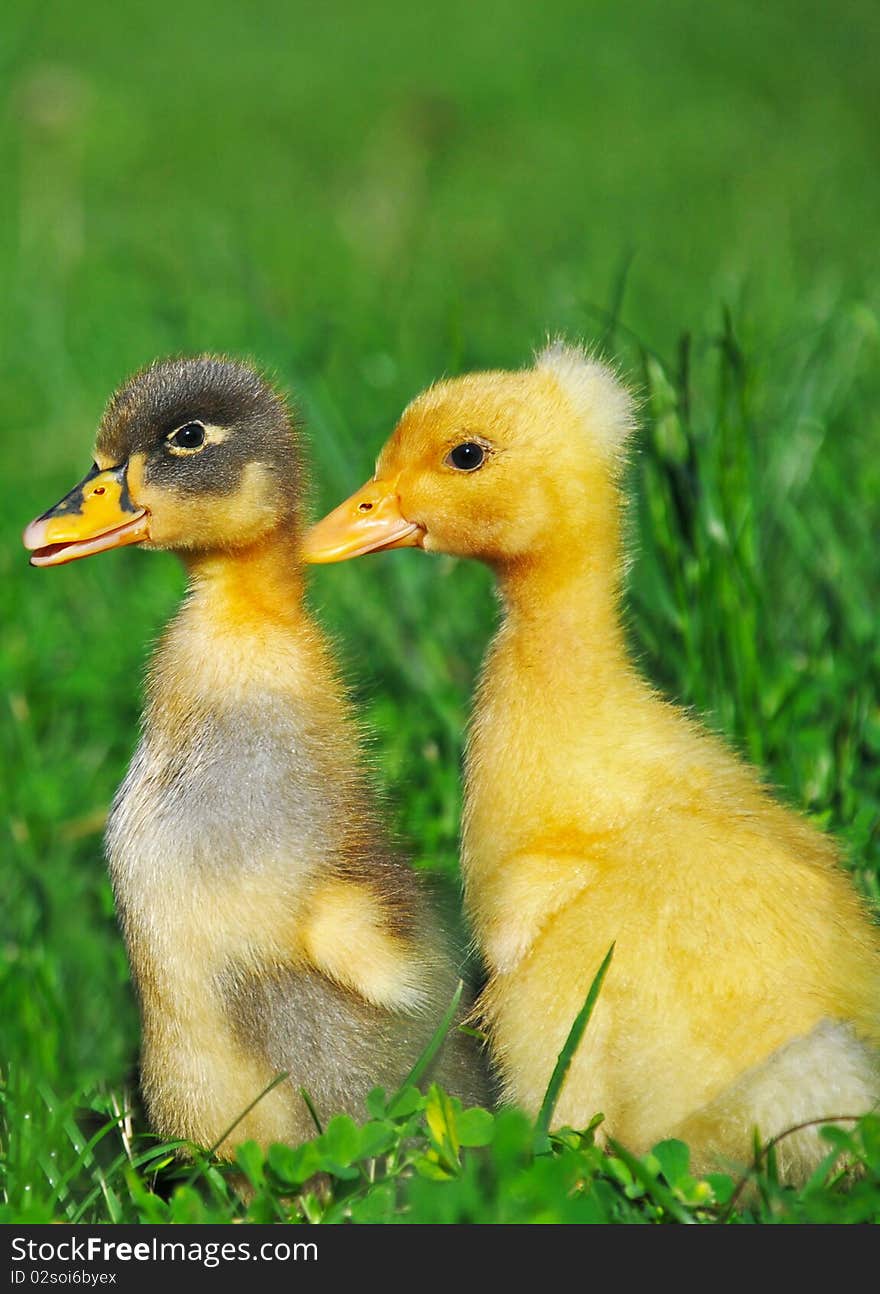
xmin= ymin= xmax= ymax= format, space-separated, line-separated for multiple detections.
xmin=304 ymin=341 xmax=880 ymax=1178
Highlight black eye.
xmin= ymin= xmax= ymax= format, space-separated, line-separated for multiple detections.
xmin=169 ymin=421 xmax=206 ymax=450
xmin=446 ymin=442 xmax=486 ymax=472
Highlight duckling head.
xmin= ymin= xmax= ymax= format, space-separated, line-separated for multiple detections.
xmin=303 ymin=342 xmax=636 ymax=572
xmin=24 ymin=357 xmax=300 ymax=567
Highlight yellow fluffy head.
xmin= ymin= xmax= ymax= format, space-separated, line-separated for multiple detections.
xmin=369 ymin=342 xmax=637 ymax=567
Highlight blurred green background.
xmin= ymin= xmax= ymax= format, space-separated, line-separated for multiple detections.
xmin=2 ymin=0 xmax=878 ymax=1216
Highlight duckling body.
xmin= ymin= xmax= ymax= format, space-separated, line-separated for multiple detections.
xmin=468 ymin=595 xmax=879 ymax=1172
xmin=303 ymin=343 xmax=880 ymax=1177
xmin=110 ymin=541 xmax=479 ymax=1151
xmin=25 ymin=359 xmax=485 ymax=1155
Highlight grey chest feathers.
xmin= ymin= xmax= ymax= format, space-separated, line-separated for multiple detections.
xmin=104 ymin=694 xmax=486 ymax=1153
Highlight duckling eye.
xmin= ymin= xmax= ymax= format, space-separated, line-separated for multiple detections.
xmin=168 ymin=421 xmax=206 ymax=450
xmin=446 ymin=442 xmax=486 ymax=472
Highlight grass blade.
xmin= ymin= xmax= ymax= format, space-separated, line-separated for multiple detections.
xmin=534 ymin=943 xmax=614 ymax=1153
xmin=180 ymin=1070 xmax=290 ymax=1189
xmin=299 ymin=1087 xmax=324 ymax=1137
xmin=391 ymin=979 xmax=464 ymax=1102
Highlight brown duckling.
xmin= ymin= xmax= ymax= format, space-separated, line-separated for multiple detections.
xmin=24 ymin=356 xmax=487 ymax=1157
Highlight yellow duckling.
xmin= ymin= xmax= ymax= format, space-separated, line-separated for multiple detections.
xmin=24 ymin=356 xmax=486 ymax=1157
xmin=303 ymin=341 xmax=880 ymax=1178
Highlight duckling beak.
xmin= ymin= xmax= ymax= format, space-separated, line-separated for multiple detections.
xmin=23 ymin=464 xmax=150 ymax=568
xmin=302 ymin=479 xmax=424 ymax=564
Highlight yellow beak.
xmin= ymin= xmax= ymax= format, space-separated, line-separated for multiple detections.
xmin=302 ymin=479 xmax=424 ymax=564
xmin=23 ymin=464 xmax=150 ymax=568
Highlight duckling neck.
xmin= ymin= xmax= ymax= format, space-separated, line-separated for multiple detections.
xmin=184 ymin=532 xmax=305 ymax=631
xmin=146 ymin=530 xmax=335 ymax=720
xmin=461 ymin=534 xmax=644 ymax=945
xmin=495 ymin=538 xmax=631 ymax=689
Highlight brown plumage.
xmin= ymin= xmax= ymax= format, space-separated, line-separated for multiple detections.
xmin=24 ymin=356 xmax=488 ymax=1156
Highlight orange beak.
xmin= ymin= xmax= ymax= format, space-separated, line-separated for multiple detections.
xmin=302 ymin=479 xmax=424 ymax=564
xmin=23 ymin=464 xmax=150 ymax=568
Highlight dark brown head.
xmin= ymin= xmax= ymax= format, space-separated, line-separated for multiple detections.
xmin=24 ymin=357 xmax=302 ymax=566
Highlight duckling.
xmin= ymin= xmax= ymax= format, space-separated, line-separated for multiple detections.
xmin=302 ymin=342 xmax=880 ymax=1179
xmin=23 ymin=356 xmax=486 ymax=1157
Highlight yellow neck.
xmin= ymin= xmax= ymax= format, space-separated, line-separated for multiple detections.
xmin=495 ymin=524 xmax=632 ymax=697
xmin=148 ymin=531 xmax=337 ymax=724
xmin=184 ymin=531 xmax=305 ymax=632
xmin=461 ymin=523 xmax=643 ymax=960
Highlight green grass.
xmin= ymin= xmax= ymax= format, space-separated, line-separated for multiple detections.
xmin=2 ymin=0 xmax=879 ymax=1223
